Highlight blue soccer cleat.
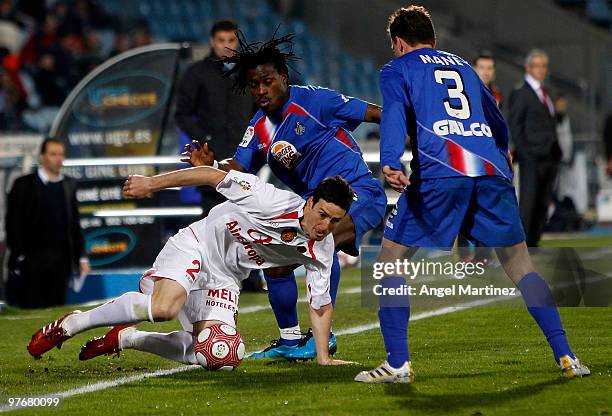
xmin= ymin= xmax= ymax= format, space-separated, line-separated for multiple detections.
xmin=247 ymin=339 xmax=298 ymax=359
xmin=285 ymin=328 xmax=337 ymax=361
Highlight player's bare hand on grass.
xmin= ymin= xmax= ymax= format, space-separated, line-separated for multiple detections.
xmin=181 ymin=140 xmax=215 ymax=167
xmin=123 ymin=175 xmax=153 ymax=199
xmin=382 ymin=166 xmax=410 ymax=193
xmin=317 ymin=357 xmax=356 ymax=366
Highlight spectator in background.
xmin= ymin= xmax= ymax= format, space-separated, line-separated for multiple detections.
xmin=508 ymin=49 xmax=562 ymax=247
xmin=131 ymin=22 xmax=152 ymax=48
xmin=0 ymin=68 xmax=21 ymax=130
xmin=473 ymin=51 xmax=502 ymax=108
xmin=20 ymin=13 xmax=60 ymax=67
xmin=5 ymin=138 xmax=90 ymax=308
xmin=174 ymin=19 xmax=255 ymax=217
xmin=33 ymin=52 xmax=67 ymax=106
xmin=604 ymin=113 xmax=612 ymax=177
xmin=110 ymin=31 xmax=130 ymax=57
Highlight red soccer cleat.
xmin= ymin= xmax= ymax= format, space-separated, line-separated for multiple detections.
xmin=79 ymin=325 xmax=133 ymax=361
xmin=27 ymin=311 xmax=81 ymax=358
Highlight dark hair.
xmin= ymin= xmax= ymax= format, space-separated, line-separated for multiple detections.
xmin=473 ymin=50 xmax=495 ymax=66
xmin=388 ymin=5 xmax=436 ymax=47
xmin=312 ymin=176 xmax=354 ymax=213
xmin=210 ymin=19 xmax=238 ymax=37
xmin=40 ymin=137 xmax=64 ymax=154
xmin=220 ymin=29 xmax=298 ymax=93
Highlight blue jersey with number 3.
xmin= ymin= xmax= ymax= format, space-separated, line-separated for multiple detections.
xmin=379 ymin=47 xmax=512 ymax=181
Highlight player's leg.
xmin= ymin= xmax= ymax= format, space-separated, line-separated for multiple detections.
xmin=27 ymin=279 xmax=185 ymax=359
xmin=116 ymin=287 xmax=239 ymax=364
xmin=471 ymin=176 xmax=589 ymax=377
xmin=81 ymin=319 xmax=225 ymax=364
xmin=27 ymin=226 xmax=200 ymax=358
xmin=355 ymin=178 xmax=471 ymax=383
xmin=495 ymin=243 xmax=589 ymax=377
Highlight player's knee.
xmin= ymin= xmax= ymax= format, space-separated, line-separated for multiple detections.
xmin=264 ymin=265 xmax=298 ymax=278
xmin=150 ymin=279 xmax=186 ymax=321
xmin=151 ymin=301 xmax=181 ymax=322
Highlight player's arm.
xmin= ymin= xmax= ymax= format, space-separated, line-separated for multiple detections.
xmin=364 ymin=103 xmax=382 ymax=124
xmin=379 ymin=64 xmax=410 ymax=192
xmin=317 ymin=87 xmax=379 ymax=129
xmin=305 ymin=249 xmax=353 ymax=366
xmin=123 ymin=166 xmax=227 ymax=199
xmin=481 ymin=82 xmax=512 ymax=167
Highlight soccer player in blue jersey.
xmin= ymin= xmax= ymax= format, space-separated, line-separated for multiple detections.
xmin=354 ymin=5 xmax=590 ymax=383
xmin=184 ymin=33 xmax=386 ymax=359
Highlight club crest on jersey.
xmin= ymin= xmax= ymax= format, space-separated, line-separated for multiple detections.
xmin=230 ymin=176 xmax=252 ymax=191
xmin=281 ymin=228 xmax=298 ymax=243
xmin=297 ymin=246 xmax=307 ymax=254
xmin=239 ymin=126 xmax=255 ymax=147
xmin=271 ymin=141 xmax=301 ymax=169
xmin=294 ymin=122 xmax=305 ymax=135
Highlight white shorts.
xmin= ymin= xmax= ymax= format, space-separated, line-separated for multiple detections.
xmin=138 ymin=225 xmax=240 ymax=332
xmin=139 ymin=225 xmax=204 ymax=295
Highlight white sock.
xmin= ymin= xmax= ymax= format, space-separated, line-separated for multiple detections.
xmin=279 ymin=325 xmax=301 ymax=342
xmin=121 ymin=329 xmax=197 ymax=365
xmin=62 ymin=292 xmax=153 ymax=336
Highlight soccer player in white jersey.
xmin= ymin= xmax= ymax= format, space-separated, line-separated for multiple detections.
xmin=27 ymin=167 xmax=354 ymax=366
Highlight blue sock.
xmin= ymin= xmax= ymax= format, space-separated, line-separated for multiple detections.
xmin=330 ymin=252 xmax=341 ymax=306
xmin=518 ymin=272 xmax=574 ymax=361
xmin=264 ymin=271 xmax=300 ymax=346
xmin=378 ymin=276 xmax=410 ymax=368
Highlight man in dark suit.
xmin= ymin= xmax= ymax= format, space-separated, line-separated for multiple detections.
xmin=5 ymin=138 xmax=89 ymax=308
xmin=174 ymin=19 xmax=255 ymax=216
xmin=508 ymin=49 xmax=562 ymax=247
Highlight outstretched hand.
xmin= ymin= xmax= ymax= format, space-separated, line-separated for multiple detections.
xmin=317 ymin=357 xmax=356 ymax=366
xmin=123 ymin=175 xmax=153 ymax=199
xmin=180 ymin=140 xmax=215 ymax=167
xmin=382 ymin=165 xmax=410 ymax=193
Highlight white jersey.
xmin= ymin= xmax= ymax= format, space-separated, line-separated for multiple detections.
xmin=184 ymin=170 xmax=335 ymax=309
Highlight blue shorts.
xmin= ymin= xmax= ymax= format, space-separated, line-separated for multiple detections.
xmin=345 ymin=177 xmax=387 ymax=255
xmin=384 ymin=176 xmax=525 ymax=248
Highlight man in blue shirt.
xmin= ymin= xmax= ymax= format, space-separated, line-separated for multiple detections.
xmin=355 ymin=5 xmax=589 ymax=383
xmin=184 ymin=33 xmax=386 ymax=359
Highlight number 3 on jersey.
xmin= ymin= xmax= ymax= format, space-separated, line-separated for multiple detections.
xmin=434 ymin=69 xmax=471 ymax=120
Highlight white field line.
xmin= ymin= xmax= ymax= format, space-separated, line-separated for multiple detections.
xmin=0 ymin=295 xmax=497 ymax=413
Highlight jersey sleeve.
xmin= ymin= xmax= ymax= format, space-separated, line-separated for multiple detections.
xmin=481 ymin=81 xmax=510 ymax=152
xmin=216 ymin=170 xmax=303 ymax=217
xmin=379 ymin=63 xmax=410 ymax=170
xmin=315 ymin=87 xmax=368 ymax=131
xmin=304 ymin=237 xmax=334 ymax=309
xmin=232 ymin=124 xmax=266 ymax=174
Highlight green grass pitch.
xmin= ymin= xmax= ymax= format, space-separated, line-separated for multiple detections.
xmin=1 ymin=236 xmax=611 ymax=415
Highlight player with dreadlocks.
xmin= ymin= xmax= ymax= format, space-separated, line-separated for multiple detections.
xmin=183 ymin=31 xmax=387 ymax=360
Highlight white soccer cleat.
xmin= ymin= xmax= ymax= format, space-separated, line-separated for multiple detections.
xmin=354 ymin=361 xmax=415 ymax=383
xmin=559 ymin=355 xmax=590 ymax=379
